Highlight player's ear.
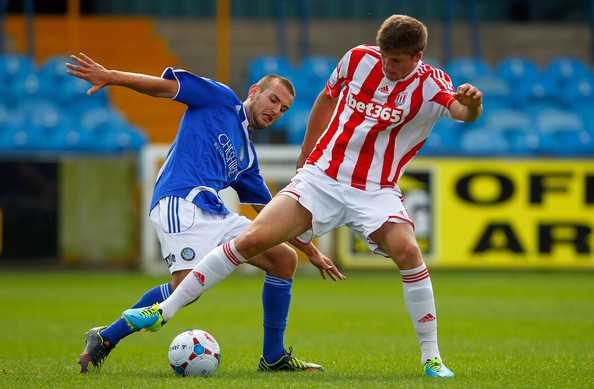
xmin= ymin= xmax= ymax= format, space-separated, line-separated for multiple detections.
xmin=248 ymin=84 xmax=260 ymax=100
xmin=414 ymin=51 xmax=422 ymax=62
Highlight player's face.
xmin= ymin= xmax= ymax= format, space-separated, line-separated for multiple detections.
xmin=380 ymin=50 xmax=422 ymax=81
xmin=248 ymin=82 xmax=294 ymax=130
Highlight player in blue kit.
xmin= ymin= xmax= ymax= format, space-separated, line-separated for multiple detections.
xmin=66 ymin=53 xmax=344 ymax=374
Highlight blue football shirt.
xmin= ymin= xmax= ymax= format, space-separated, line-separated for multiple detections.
xmin=150 ymin=68 xmax=272 ymax=214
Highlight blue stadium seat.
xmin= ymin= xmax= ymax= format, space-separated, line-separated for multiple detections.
xmin=0 ymin=102 xmax=12 ymax=127
xmin=0 ymin=103 xmax=27 ymax=130
xmin=284 ymin=104 xmax=311 ymax=145
xmin=560 ymin=75 xmax=594 ymax=108
xmin=298 ymin=55 xmax=337 ymax=104
xmin=506 ymin=129 xmax=555 ymax=156
xmin=0 ymin=54 xmax=35 ymax=104
xmin=484 ymin=108 xmax=533 ymax=134
xmin=1 ymin=127 xmax=55 ymax=151
xmin=95 ymin=124 xmax=149 ymax=153
xmin=7 ymin=71 xmax=56 ymax=105
xmin=17 ymin=99 xmax=69 ymax=133
xmin=39 ymin=55 xmax=73 ymax=89
xmin=53 ymin=124 xmax=100 ymax=152
xmin=246 ymin=55 xmax=297 ymax=90
xmin=471 ymin=75 xmax=512 ymax=112
xmin=59 ymin=73 xmax=110 ymax=108
xmin=495 ymin=57 xmax=541 ymax=85
xmin=0 ymin=54 xmax=35 ymax=83
xmin=545 ymin=57 xmax=591 ymax=88
xmin=572 ymin=101 xmax=594 ymax=133
xmin=459 ymin=128 xmax=510 ymax=156
xmin=418 ymin=122 xmax=461 ymax=156
xmin=513 ymin=76 xmax=560 ymax=110
xmin=534 ymin=108 xmax=584 ymax=134
xmin=79 ymin=106 xmax=129 ymax=133
xmin=554 ymin=129 xmax=594 ymax=156
xmin=446 ymin=57 xmax=492 ymax=86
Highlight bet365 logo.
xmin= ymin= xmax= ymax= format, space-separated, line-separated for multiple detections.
xmin=346 ymin=91 xmax=404 ymax=124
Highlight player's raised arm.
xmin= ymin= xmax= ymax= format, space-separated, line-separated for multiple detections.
xmin=450 ymin=82 xmax=483 ymax=122
xmin=66 ymin=52 xmax=178 ymax=99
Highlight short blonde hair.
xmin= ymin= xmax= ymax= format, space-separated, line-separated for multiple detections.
xmin=257 ymin=74 xmax=295 ymax=97
xmin=376 ymin=14 xmax=428 ymax=56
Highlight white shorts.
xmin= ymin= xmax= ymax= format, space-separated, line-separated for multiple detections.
xmin=150 ymin=196 xmax=252 ymax=273
xmin=278 ymin=165 xmax=413 ymax=256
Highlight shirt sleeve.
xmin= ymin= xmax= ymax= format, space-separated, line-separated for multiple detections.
xmin=161 ymin=67 xmax=235 ymax=108
xmin=326 ymin=50 xmax=350 ymax=99
xmin=426 ymin=68 xmax=457 ymax=110
xmin=230 ymin=164 xmax=273 ymax=207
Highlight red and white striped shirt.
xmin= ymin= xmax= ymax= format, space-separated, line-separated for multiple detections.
xmin=306 ymin=44 xmax=456 ymax=191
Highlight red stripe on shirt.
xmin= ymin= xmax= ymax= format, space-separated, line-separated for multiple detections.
xmin=379 ymin=73 xmax=429 ymax=188
xmin=349 ymin=61 xmax=386 ymax=189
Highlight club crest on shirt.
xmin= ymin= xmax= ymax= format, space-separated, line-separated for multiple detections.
xmin=395 ymin=91 xmax=408 ymax=106
xmin=181 ymin=247 xmax=196 ymax=261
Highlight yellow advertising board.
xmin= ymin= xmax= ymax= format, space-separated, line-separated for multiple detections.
xmin=337 ymin=158 xmax=594 ymax=269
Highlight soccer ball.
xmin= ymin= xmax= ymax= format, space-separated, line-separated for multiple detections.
xmin=168 ymin=329 xmax=221 ymax=377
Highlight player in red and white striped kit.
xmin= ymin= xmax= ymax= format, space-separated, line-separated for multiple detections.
xmin=124 ymin=14 xmax=482 ymax=378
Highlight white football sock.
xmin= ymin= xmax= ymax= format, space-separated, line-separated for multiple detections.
xmin=400 ymin=263 xmax=440 ymax=364
xmin=160 ymin=240 xmax=246 ymax=321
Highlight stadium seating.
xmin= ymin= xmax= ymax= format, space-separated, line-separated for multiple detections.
xmin=512 ymin=75 xmax=560 ymax=111
xmin=534 ymin=108 xmax=584 ymax=134
xmin=246 ymin=55 xmax=298 ymax=90
xmin=507 ymin=129 xmax=555 ymax=156
xmin=471 ymin=75 xmax=513 ymax=112
xmin=495 ymin=56 xmax=541 ymax=86
xmin=545 ymin=56 xmax=591 ymax=89
xmin=284 ymin=104 xmax=311 ymax=145
xmin=0 ymin=53 xmax=148 ymax=154
xmin=418 ymin=121 xmax=461 ymax=156
xmin=484 ymin=109 xmax=533 ymax=134
xmin=241 ymin=51 xmax=594 ymax=157
xmin=560 ymin=75 xmax=594 ymax=108
xmin=0 ymin=54 xmax=35 ymax=84
xmin=298 ymin=55 xmax=338 ymax=105
xmin=445 ymin=57 xmax=492 ymax=85
xmin=459 ymin=128 xmax=510 ymax=156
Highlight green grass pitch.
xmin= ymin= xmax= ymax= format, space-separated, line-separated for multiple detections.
xmin=0 ymin=269 xmax=592 ymax=388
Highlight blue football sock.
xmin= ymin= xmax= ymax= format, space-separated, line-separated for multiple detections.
xmin=100 ymin=283 xmax=172 ymax=345
xmin=261 ymin=274 xmax=292 ymax=363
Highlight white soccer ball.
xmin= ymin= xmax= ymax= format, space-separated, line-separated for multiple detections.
xmin=168 ymin=329 xmax=221 ymax=377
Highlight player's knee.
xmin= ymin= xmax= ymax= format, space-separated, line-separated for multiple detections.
xmin=237 ymin=228 xmax=275 ymax=258
xmin=391 ymin=242 xmax=422 ymax=270
xmin=266 ymin=245 xmax=298 ymax=278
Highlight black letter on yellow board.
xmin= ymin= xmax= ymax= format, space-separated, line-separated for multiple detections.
xmin=586 ymin=175 xmax=594 ymax=204
xmin=456 ymin=173 xmax=514 ymax=205
xmin=539 ymin=224 xmax=591 ymax=254
xmin=473 ymin=223 xmax=524 ymax=253
xmin=530 ymin=173 xmax=572 ymax=204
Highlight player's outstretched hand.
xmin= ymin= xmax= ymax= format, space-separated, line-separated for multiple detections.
xmin=453 ymin=83 xmax=482 ymax=108
xmin=307 ymin=250 xmax=346 ymax=281
xmin=65 ymin=53 xmax=109 ymax=96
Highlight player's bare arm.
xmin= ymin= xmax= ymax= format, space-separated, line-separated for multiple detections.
xmin=66 ymin=52 xmax=178 ymax=99
xmin=450 ymin=83 xmax=483 ymax=122
xmin=296 ymin=90 xmax=338 ymax=168
xmin=251 ymin=204 xmax=345 ymax=281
